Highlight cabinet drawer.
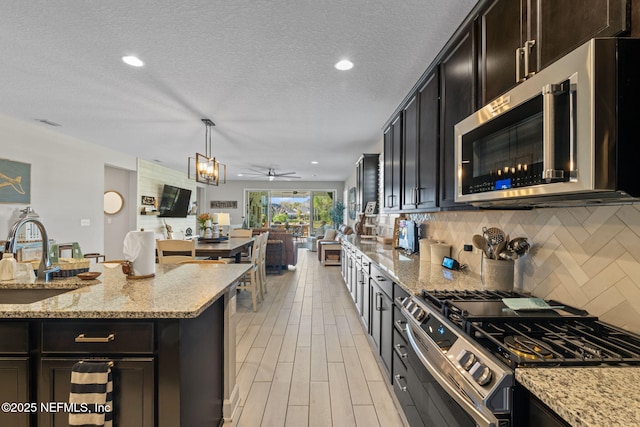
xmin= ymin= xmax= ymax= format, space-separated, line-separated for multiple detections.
xmin=0 ymin=322 xmax=29 ymax=354
xmin=370 ymin=265 xmax=393 ymax=298
xmin=394 ymin=283 xmax=410 ymax=302
xmin=393 ymin=327 xmax=409 ymax=362
xmin=41 ymin=321 xmax=154 ymax=354
xmin=393 ymin=304 xmax=408 ymax=337
xmin=392 ymin=349 xmax=414 ymax=407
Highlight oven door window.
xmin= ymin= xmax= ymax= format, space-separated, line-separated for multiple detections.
xmin=406 ymin=344 xmax=477 ymax=426
xmin=461 ymin=96 xmax=543 ymax=195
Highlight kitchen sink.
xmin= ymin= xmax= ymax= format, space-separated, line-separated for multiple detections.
xmin=0 ymin=287 xmax=77 ymax=304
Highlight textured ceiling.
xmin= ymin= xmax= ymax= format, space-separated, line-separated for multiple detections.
xmin=0 ymin=0 xmax=477 ymax=181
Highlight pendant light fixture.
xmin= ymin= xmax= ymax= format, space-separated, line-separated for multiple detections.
xmin=189 ymin=118 xmax=226 ymax=186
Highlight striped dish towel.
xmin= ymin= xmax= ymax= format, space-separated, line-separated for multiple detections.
xmin=69 ymin=361 xmax=113 ymax=427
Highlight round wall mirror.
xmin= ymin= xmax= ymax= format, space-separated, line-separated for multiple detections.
xmin=104 ymin=190 xmax=124 ymax=215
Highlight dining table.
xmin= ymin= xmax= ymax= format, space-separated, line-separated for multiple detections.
xmin=195 ymin=237 xmax=254 ymax=263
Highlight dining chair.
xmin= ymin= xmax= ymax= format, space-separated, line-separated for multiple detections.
xmin=156 ymin=239 xmax=196 ymax=264
xmin=229 ymin=228 xmax=253 ymax=262
xmin=258 ymin=231 xmax=269 ymax=295
xmin=229 ymin=229 xmax=253 ymax=238
xmin=237 ymin=234 xmax=263 ymax=311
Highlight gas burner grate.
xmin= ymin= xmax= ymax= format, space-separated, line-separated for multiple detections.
xmin=471 ymin=319 xmax=640 ymax=368
xmin=421 ymin=289 xmax=526 ymax=311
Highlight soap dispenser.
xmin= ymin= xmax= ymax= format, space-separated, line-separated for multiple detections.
xmin=0 ymin=252 xmax=18 ymax=280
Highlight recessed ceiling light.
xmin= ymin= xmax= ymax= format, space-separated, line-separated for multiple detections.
xmin=335 ymin=59 xmax=354 ymax=71
xmin=311 ymin=161 xmax=319 ymax=164
xmin=237 ymin=173 xmax=244 ymax=177
xmin=122 ymin=55 xmax=144 ymax=67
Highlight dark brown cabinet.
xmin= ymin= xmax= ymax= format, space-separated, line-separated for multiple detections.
xmin=0 ymin=297 xmax=226 ymax=427
xmin=0 ymin=359 xmax=29 ymax=427
xmin=481 ymin=0 xmax=628 ymax=103
xmin=37 ymin=321 xmax=155 ymax=427
xmin=383 ymin=115 xmax=402 ymax=211
xmin=402 ymin=95 xmax=418 ymax=210
xmin=0 ymin=322 xmax=30 ymax=427
xmin=439 ymin=26 xmax=476 ymax=209
xmin=355 ymin=255 xmax=371 ymax=332
xmin=356 ymin=154 xmax=379 ymax=214
xmin=39 ymin=358 xmax=154 ymax=427
xmin=402 ymin=70 xmax=439 ymax=211
xmin=370 ymin=266 xmax=393 ymax=379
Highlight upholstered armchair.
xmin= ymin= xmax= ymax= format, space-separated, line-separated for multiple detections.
xmin=315 ymin=224 xmax=354 ymax=261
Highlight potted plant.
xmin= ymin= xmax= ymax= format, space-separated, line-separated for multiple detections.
xmin=329 ymin=201 xmax=345 ymax=227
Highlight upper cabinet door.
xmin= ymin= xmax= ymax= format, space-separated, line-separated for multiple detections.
xmin=383 ymin=117 xmax=402 ymax=211
xmin=416 ymin=71 xmax=439 ymax=210
xmin=440 ymin=26 xmax=476 ymax=209
xmin=481 ymin=0 xmax=525 ymax=103
xmin=481 ymin=0 xmax=628 ymax=105
xmin=537 ymin=0 xmax=628 ymax=68
xmin=402 ymin=96 xmax=418 ymax=210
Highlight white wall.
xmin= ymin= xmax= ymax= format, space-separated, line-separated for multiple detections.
xmin=104 ymin=166 xmax=136 ymax=260
xmin=136 ymin=159 xmax=197 ymax=239
xmin=0 ymin=114 xmax=136 ymax=255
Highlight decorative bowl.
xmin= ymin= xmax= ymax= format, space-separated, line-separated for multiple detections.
xmin=76 ymin=272 xmax=101 ymax=280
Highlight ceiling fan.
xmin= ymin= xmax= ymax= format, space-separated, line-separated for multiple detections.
xmin=242 ymin=167 xmax=301 ymax=181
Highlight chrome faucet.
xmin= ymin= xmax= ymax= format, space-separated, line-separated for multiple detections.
xmin=4 ymin=208 xmax=60 ymax=281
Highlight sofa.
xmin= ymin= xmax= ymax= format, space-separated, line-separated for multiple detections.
xmin=252 ymin=229 xmax=298 ymax=269
xmin=315 ymin=224 xmax=354 ymax=261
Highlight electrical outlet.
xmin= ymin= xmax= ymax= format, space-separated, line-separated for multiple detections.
xmin=80 ymin=219 xmax=91 ymax=227
xmin=463 ymin=244 xmax=473 ymax=252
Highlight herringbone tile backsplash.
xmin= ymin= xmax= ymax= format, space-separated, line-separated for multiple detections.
xmin=407 ymin=205 xmax=640 ymax=333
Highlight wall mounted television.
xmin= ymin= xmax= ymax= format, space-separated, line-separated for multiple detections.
xmin=158 ymin=184 xmax=192 ymax=217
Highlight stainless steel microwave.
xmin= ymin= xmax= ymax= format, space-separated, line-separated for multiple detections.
xmin=455 ymin=38 xmax=640 ymax=207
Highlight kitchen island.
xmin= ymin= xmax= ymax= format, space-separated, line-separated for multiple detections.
xmin=0 ymin=262 xmax=249 ymax=426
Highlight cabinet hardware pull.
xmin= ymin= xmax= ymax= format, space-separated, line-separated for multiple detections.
xmin=524 ymin=39 xmax=536 ymax=78
xmin=375 ymin=275 xmax=386 ymax=281
xmin=79 ymin=360 xmax=114 ymax=368
xmin=396 ymin=320 xmax=407 ymax=328
xmin=395 ymin=344 xmax=408 ymax=358
xmin=375 ymin=292 xmax=382 ymax=311
xmin=75 ymin=333 xmax=115 ymax=343
xmin=395 ymin=374 xmax=408 ymax=392
xmin=515 ymin=46 xmax=525 ymax=83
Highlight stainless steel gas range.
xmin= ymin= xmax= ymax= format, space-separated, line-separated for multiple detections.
xmin=398 ymin=289 xmax=640 ymax=427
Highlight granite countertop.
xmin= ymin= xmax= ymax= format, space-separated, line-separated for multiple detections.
xmin=0 ymin=262 xmax=249 ymax=319
xmin=343 ymin=238 xmax=485 ymax=294
xmin=344 ymin=238 xmax=640 ymax=427
xmin=517 ymin=367 xmax=640 ymax=427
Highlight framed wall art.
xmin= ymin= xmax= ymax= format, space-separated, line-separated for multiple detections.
xmin=0 ymin=159 xmax=31 ymax=204
xmin=364 ymin=201 xmax=377 ymax=215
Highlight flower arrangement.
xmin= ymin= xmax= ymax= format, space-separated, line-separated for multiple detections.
xmin=197 ymin=213 xmax=212 ymax=229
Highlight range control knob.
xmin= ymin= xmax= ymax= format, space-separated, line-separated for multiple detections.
xmin=469 ymin=362 xmax=492 ymax=386
xmin=457 ymin=350 xmax=477 ymax=371
xmin=414 ymin=309 xmax=426 ymax=322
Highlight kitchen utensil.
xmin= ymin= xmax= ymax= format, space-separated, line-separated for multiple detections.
xmin=495 ymin=238 xmax=508 ymax=260
xmin=509 ymin=237 xmax=530 ymax=256
xmin=499 ymin=250 xmax=518 ymax=261
xmin=472 ymin=234 xmax=490 ymax=258
xmin=483 ymin=227 xmax=506 ymax=246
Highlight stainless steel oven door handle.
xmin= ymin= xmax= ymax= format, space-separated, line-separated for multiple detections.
xmin=405 ymin=323 xmax=498 ymax=427
xmin=543 ymin=83 xmax=558 ymax=182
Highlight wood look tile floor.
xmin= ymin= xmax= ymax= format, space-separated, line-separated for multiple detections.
xmin=225 ymin=249 xmax=407 ymax=427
